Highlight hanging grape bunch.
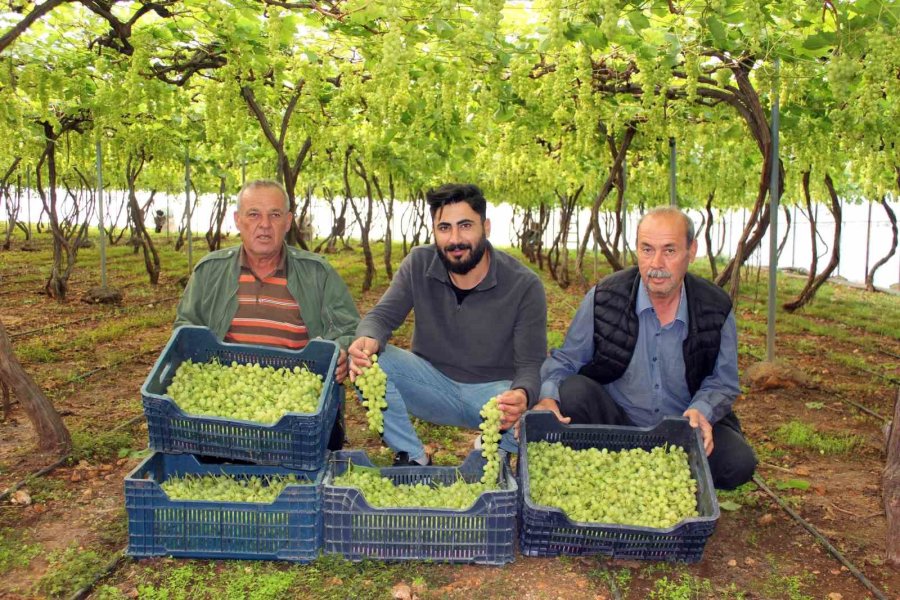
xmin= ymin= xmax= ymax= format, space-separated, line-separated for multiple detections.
xmin=160 ymin=473 xmax=308 ymax=503
xmin=527 ymin=441 xmax=699 ymax=528
xmin=333 ymin=465 xmax=490 ymax=509
xmin=166 ymin=359 xmax=323 ymax=424
xmin=356 ymin=354 xmax=389 ymax=434
xmin=478 ymin=396 xmax=503 ymax=486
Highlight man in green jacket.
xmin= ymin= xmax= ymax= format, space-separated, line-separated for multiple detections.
xmin=174 ymin=179 xmax=360 ymax=447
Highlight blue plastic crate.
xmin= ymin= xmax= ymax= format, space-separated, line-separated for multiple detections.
xmin=141 ymin=326 xmax=339 ymax=470
xmin=323 ymin=450 xmax=517 ymax=565
xmin=125 ymin=452 xmax=324 ymax=562
xmin=518 ymin=412 xmax=720 ymax=563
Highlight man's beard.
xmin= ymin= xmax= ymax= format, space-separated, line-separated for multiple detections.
xmin=438 ymin=235 xmax=488 ymax=275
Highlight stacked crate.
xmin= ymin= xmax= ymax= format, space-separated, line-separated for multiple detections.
xmin=125 ymin=326 xmax=340 ymax=562
xmin=322 ymin=449 xmax=518 ymax=565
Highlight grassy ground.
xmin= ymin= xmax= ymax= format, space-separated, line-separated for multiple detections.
xmin=0 ymin=228 xmax=898 ymax=599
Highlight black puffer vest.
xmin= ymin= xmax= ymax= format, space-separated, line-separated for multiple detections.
xmin=578 ymin=267 xmax=732 ymax=396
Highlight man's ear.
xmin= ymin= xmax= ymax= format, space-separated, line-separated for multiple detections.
xmin=688 ymin=238 xmax=698 ymax=262
xmin=484 ymin=218 xmax=491 ymax=238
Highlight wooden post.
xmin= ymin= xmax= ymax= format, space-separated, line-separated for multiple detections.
xmin=0 ymin=320 xmax=71 ymax=453
xmin=886 ymin=387 xmax=900 ymax=566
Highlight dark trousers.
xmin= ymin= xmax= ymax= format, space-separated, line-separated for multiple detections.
xmin=558 ymin=375 xmax=757 ymax=490
xmin=327 ymin=387 xmax=346 ymax=451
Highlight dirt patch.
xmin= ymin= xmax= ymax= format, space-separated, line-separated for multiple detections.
xmin=2 ymin=241 xmax=900 ymax=599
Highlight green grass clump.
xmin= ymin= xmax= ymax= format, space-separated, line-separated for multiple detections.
xmin=69 ymin=429 xmax=137 ymax=463
xmin=547 ymin=330 xmax=565 ymax=350
xmin=717 ymin=481 xmax=760 ymax=508
xmin=14 ymin=342 xmax=58 ymax=363
xmin=772 ymin=420 xmax=864 ymax=455
xmin=92 ymin=585 xmax=128 ymax=600
xmin=588 ymin=567 xmax=632 ymax=597
xmin=24 ymin=476 xmax=71 ymax=503
xmin=0 ymin=528 xmax=40 ymax=575
xmin=648 ymin=573 xmax=713 ymax=599
xmin=131 ymin=555 xmax=446 ymax=600
xmin=413 ymin=418 xmax=467 ymax=451
xmin=761 ymin=571 xmax=814 ymax=600
xmin=35 ymin=546 xmax=109 ymax=599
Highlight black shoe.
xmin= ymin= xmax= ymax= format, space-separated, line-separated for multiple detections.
xmin=393 ymin=451 xmax=432 ymax=467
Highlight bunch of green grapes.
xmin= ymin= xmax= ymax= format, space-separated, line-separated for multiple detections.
xmin=355 ymin=354 xmax=388 ymax=434
xmin=160 ymin=473 xmax=308 ymax=503
xmin=166 ymin=359 xmax=323 ymax=424
xmin=333 ymin=466 xmax=490 ymax=510
xmin=478 ymin=396 xmax=502 ymax=486
xmin=527 ymin=441 xmax=699 ymax=529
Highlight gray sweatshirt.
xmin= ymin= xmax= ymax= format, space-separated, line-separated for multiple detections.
xmin=356 ymin=242 xmax=547 ymax=403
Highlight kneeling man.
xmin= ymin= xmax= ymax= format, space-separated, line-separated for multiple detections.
xmin=534 ymin=207 xmax=756 ymax=489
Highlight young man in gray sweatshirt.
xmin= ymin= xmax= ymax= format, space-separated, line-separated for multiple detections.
xmin=349 ymin=183 xmax=547 ymax=465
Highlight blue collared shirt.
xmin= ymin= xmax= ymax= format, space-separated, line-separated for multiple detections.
xmin=538 ymin=279 xmax=740 ymax=426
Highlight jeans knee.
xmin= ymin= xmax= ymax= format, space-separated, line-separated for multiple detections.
xmin=375 ymin=344 xmax=404 ymax=375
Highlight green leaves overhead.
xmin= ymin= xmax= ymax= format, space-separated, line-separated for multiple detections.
xmin=0 ymin=0 xmax=896 ymax=210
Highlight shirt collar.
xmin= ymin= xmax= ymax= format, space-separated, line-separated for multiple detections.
xmin=636 ymin=278 xmax=689 ymax=324
xmin=239 ymin=245 xmax=287 ymax=275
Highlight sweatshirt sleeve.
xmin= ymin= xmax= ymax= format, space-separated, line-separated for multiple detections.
xmin=510 ymin=275 xmax=548 ymax=405
xmin=319 ymin=263 xmax=361 ymax=350
xmin=355 ymin=253 xmax=416 ymax=351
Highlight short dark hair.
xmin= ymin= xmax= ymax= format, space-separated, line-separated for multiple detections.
xmin=426 ymin=184 xmax=487 ymax=221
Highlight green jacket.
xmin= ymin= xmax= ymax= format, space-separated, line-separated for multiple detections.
xmin=174 ymin=244 xmax=360 ymax=349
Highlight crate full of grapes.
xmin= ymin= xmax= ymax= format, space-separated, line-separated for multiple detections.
xmin=518 ymin=412 xmax=720 ymax=562
xmin=125 ymin=452 xmax=325 ymax=562
xmin=141 ymin=326 xmax=339 ymax=470
xmin=323 ymin=450 xmax=517 ymax=565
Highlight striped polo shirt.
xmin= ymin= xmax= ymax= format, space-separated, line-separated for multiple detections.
xmin=224 ymin=249 xmax=310 ymax=349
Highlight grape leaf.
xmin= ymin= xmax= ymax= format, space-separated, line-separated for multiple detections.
xmin=775 ymin=479 xmax=810 ymax=491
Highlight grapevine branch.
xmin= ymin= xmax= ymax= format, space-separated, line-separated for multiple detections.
xmin=0 ymin=0 xmax=68 ymax=55
xmin=150 ymin=44 xmax=227 ymax=86
xmin=82 ymin=0 xmax=176 ymax=56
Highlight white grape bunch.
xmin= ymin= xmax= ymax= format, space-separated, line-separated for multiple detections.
xmin=160 ymin=473 xmax=308 ymax=503
xmin=333 ymin=465 xmax=489 ymax=509
xmin=478 ymin=396 xmax=502 ymax=486
xmin=527 ymin=441 xmax=699 ymax=528
xmin=166 ymin=359 xmax=323 ymax=424
xmin=356 ymin=354 xmax=388 ymax=434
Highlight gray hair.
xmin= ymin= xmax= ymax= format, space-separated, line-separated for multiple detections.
xmin=636 ymin=207 xmax=696 ymax=246
xmin=236 ymin=179 xmax=290 ymax=213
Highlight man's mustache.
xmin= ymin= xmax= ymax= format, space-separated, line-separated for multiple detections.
xmin=647 ymin=269 xmax=672 ymax=279
xmin=445 ymin=243 xmax=472 ymax=252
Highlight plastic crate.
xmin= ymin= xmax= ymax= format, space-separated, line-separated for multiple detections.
xmin=141 ymin=326 xmax=339 ymax=470
xmin=323 ymin=450 xmax=517 ymax=565
xmin=518 ymin=412 xmax=720 ymax=562
xmin=125 ymin=452 xmax=324 ymax=562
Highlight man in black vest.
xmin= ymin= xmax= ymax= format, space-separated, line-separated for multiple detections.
xmin=535 ymin=207 xmax=756 ymax=489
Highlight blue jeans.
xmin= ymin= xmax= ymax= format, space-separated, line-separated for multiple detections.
xmin=376 ymin=344 xmax=519 ymax=462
